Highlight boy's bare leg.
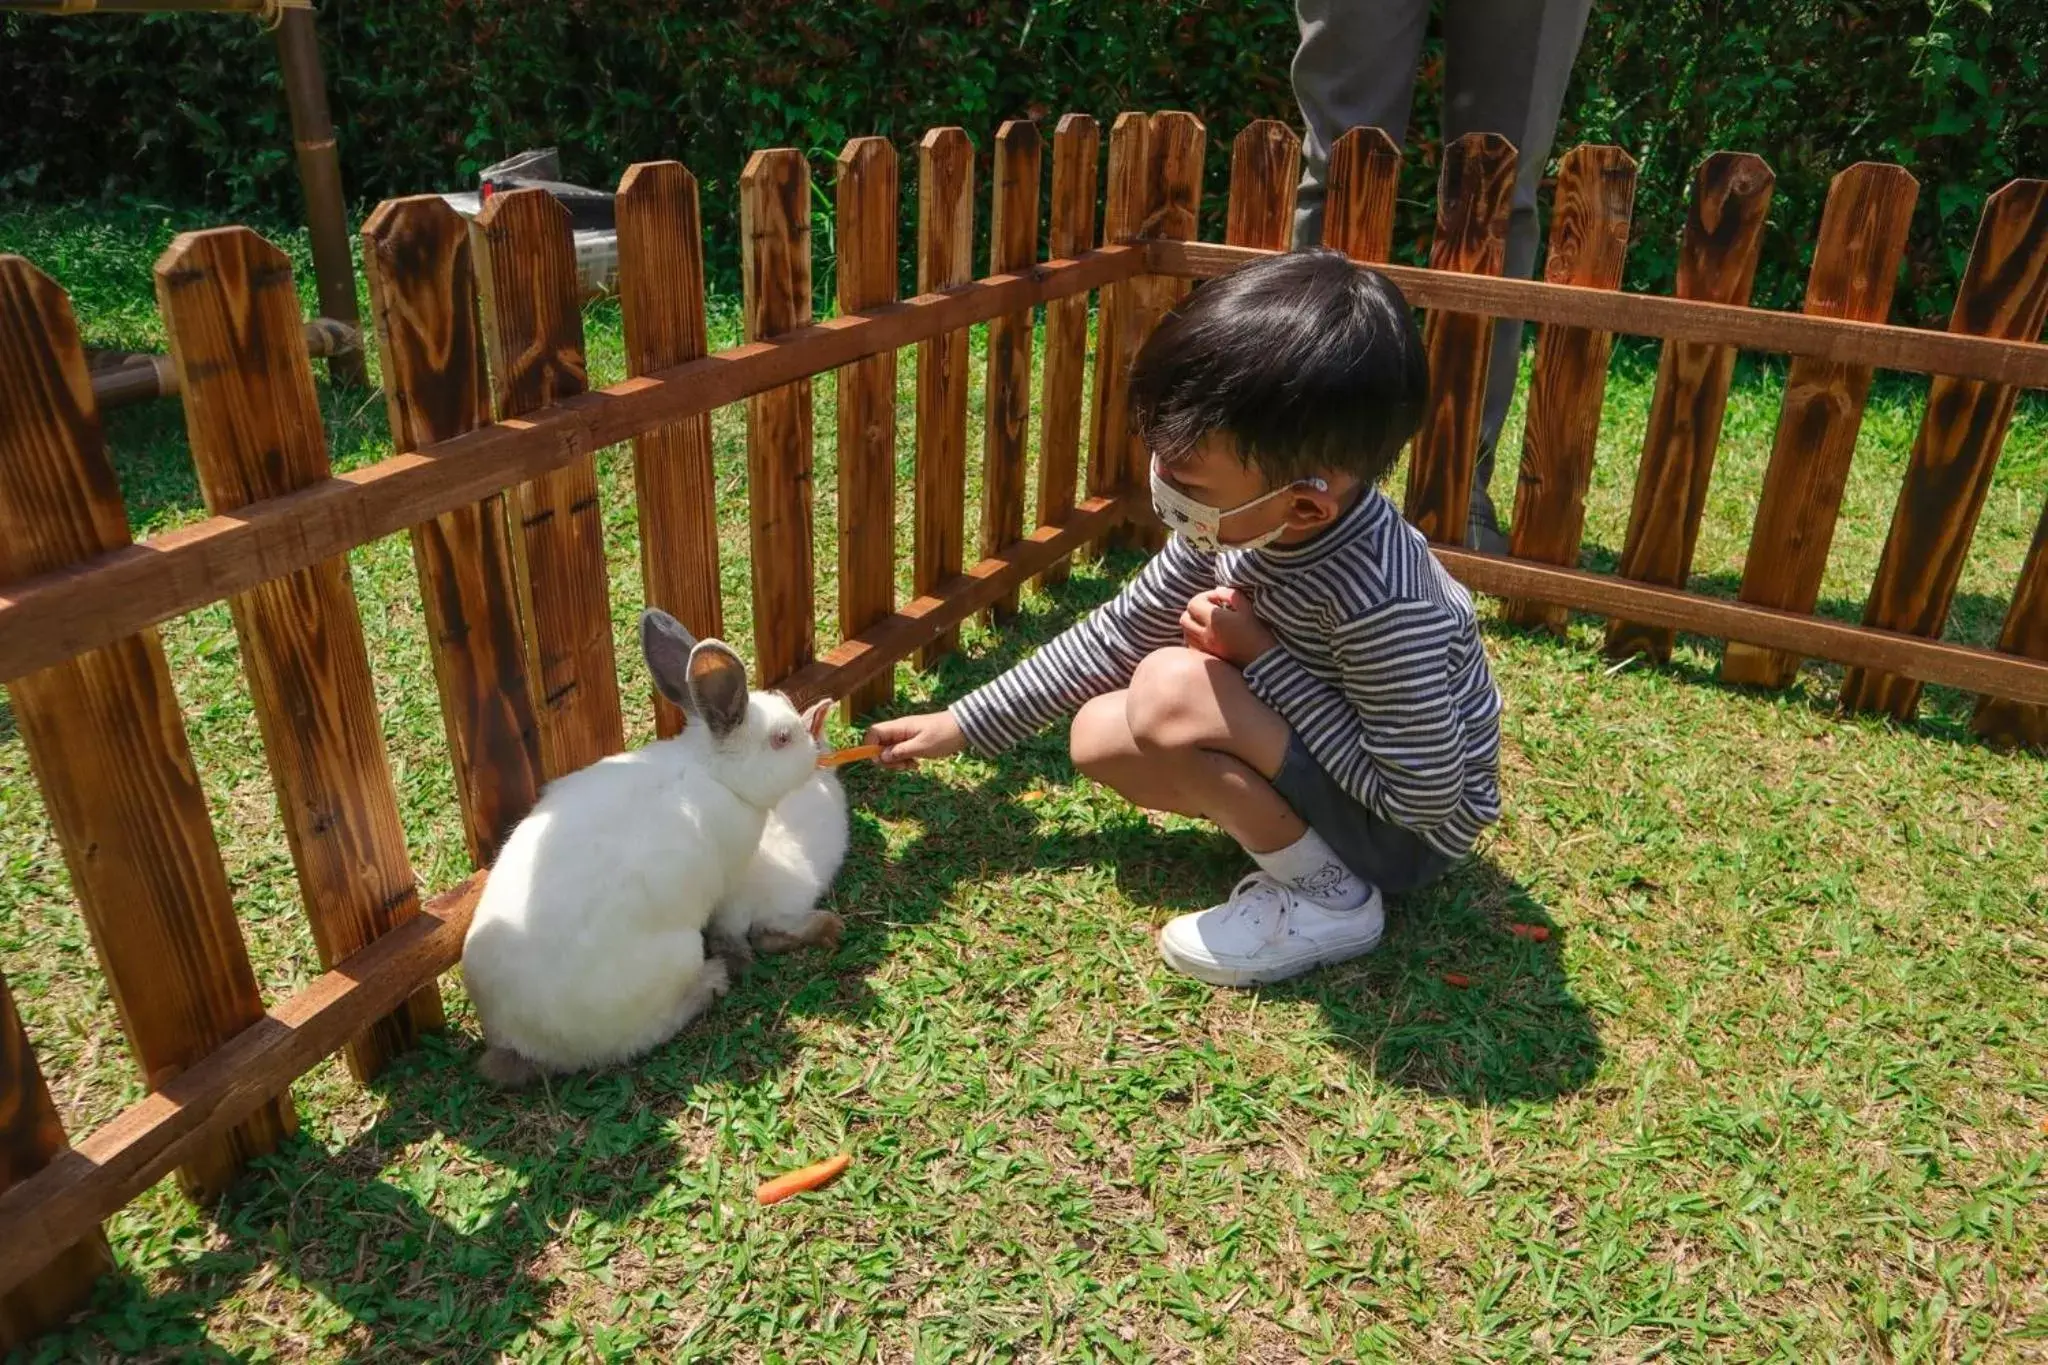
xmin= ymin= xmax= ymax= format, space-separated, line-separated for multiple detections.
xmin=1069 ymin=646 xmax=1305 ymax=853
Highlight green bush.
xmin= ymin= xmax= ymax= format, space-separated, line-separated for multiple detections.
xmin=3 ymin=0 xmax=2041 ymax=321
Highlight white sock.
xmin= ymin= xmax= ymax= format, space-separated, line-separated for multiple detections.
xmin=1251 ymin=829 xmax=1371 ymax=911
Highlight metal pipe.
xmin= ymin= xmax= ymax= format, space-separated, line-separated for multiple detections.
xmin=270 ymin=4 xmax=365 ymax=387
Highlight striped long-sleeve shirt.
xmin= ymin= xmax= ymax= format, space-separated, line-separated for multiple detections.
xmin=950 ymin=487 xmax=1503 ymax=857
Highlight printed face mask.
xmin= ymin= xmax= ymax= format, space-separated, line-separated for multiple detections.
xmin=1149 ymin=459 xmax=1328 ymax=554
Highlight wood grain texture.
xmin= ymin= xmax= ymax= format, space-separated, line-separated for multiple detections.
xmin=833 ymin=137 xmax=900 ymax=718
xmin=1322 ymin=126 xmax=1402 ymax=264
xmin=1505 ymin=144 xmax=1638 ymax=630
xmin=1036 ymin=113 xmax=1100 ymax=588
xmin=0 ymin=873 xmax=484 ymax=1304
xmin=1723 ymin=162 xmax=1920 ymax=687
xmin=1225 ymin=119 xmax=1301 ymax=252
xmin=1087 ymin=113 xmax=1151 ymax=558
xmin=0 ymin=487 xmax=1136 ymax=1305
xmin=473 ymin=187 xmax=625 ymax=777
xmin=1842 ymin=179 xmax=2048 ymax=718
xmin=982 ymin=119 xmax=1043 ymax=620
xmin=1972 ymin=494 xmax=2048 ymax=748
xmin=1152 ymin=239 xmax=2048 ymax=387
xmin=1604 ymin=151 xmax=1776 ymax=661
xmin=159 ymin=227 xmax=441 ymax=1083
xmin=915 ymin=127 xmax=974 ymax=667
xmin=1127 ymin=111 xmax=1207 ymax=551
xmin=0 ymin=245 xmax=1143 ymax=688
xmin=361 ymin=197 xmax=542 ymax=868
xmin=739 ymin=149 xmax=818 ymax=689
xmin=0 ymin=253 xmax=293 ymax=1201
xmin=615 ymin=162 xmax=725 ymax=736
xmin=0 ymin=971 xmax=110 ymax=1352
xmin=1404 ymin=132 xmax=1518 ymax=543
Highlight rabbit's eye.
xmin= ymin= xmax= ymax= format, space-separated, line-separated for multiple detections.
xmin=770 ymin=727 xmax=792 ymax=749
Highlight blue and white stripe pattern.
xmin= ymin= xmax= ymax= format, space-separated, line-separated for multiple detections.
xmin=950 ymin=487 xmax=1503 ymax=857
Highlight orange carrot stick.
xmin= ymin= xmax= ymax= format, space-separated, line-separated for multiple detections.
xmin=1506 ymin=922 xmax=1551 ymax=943
xmin=1441 ymin=972 xmax=1471 ymax=989
xmin=818 ymin=744 xmax=882 ymax=769
xmin=756 ymin=1152 xmax=852 ymax=1206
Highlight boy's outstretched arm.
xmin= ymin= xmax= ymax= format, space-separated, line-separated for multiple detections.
xmin=867 ymin=535 xmax=1215 ymax=765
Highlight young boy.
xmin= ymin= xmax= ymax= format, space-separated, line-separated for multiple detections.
xmin=867 ymin=249 xmax=1502 ymax=986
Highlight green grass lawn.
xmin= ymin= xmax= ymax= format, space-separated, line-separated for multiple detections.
xmin=3 ymin=201 xmax=2046 ymax=1363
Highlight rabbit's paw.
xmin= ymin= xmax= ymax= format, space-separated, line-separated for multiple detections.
xmin=706 ymin=921 xmax=755 ymax=974
xmin=753 ymin=910 xmax=844 ymax=956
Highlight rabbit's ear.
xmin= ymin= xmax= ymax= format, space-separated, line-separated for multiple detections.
xmin=640 ymin=609 xmax=701 ymax=713
xmin=686 ymin=640 xmax=750 ymax=737
xmin=800 ymin=698 xmax=831 ymax=744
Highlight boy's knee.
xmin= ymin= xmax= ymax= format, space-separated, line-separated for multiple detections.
xmin=1126 ymin=648 xmax=1228 ymax=754
xmin=1068 ymin=693 xmax=1127 ymax=778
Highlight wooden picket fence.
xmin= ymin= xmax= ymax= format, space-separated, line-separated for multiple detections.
xmin=3 ymin=111 xmax=2047 ymax=1345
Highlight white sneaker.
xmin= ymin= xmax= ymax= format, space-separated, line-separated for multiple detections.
xmin=1157 ymin=873 xmax=1385 ymax=987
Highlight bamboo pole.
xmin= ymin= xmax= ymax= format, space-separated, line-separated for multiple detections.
xmin=271 ymin=4 xmax=364 ymax=387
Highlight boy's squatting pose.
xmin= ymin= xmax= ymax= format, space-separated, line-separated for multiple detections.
xmin=866 ymin=249 xmax=1504 ymax=986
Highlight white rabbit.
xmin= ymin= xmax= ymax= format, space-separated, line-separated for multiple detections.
xmin=460 ymin=609 xmax=830 ymax=1086
xmin=706 ymin=742 xmax=850 ymax=971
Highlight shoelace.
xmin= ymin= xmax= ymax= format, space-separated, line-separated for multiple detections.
xmin=1219 ymin=873 xmax=1300 ymax=948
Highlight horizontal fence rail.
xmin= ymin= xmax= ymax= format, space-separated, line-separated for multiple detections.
xmin=0 ymin=246 xmax=1143 ymax=686
xmin=1149 ymin=241 xmax=2048 ymax=389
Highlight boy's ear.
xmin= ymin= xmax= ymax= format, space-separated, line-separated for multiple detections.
xmin=1287 ymin=479 xmax=1345 ymax=529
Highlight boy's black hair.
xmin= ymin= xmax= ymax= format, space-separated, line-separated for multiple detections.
xmin=1129 ymin=247 xmax=1427 ymax=487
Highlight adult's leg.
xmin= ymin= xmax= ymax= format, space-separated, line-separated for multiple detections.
xmin=1440 ymin=0 xmax=1595 ymax=549
xmin=1290 ymin=0 xmax=1430 ymax=249
xmin=1069 ymin=648 xmax=1302 ymax=854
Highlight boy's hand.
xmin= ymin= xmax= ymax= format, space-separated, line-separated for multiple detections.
xmin=1181 ymin=587 xmax=1278 ymax=667
xmin=865 ymin=711 xmax=967 ymax=769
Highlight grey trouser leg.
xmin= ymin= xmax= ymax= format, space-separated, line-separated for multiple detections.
xmin=1292 ymin=0 xmax=1593 ymax=548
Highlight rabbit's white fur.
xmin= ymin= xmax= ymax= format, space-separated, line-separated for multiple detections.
xmin=460 ymin=612 xmax=825 ymax=1084
xmin=710 ymin=764 xmax=850 ymax=960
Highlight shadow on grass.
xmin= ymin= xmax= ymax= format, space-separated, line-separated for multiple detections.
xmin=43 ymin=562 xmax=1596 ymax=1359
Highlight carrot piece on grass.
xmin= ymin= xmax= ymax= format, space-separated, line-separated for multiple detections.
xmin=1441 ymin=972 xmax=1472 ymax=989
xmin=757 ymin=1152 xmax=852 ymax=1206
xmin=1506 ymin=922 xmax=1552 ymax=943
xmin=818 ymin=744 xmax=882 ymax=769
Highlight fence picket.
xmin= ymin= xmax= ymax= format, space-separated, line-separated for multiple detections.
xmin=362 ymin=197 xmax=543 ymax=866
xmin=1322 ymin=127 xmax=1402 ymax=264
xmin=1841 ymin=180 xmax=2048 ymax=718
xmin=616 ymin=162 xmax=724 ymax=734
xmin=0 ymin=972 xmax=110 ymax=1349
xmin=1226 ymin=119 xmax=1301 ymax=252
xmin=1087 ymin=112 xmax=1150 ymax=553
xmin=159 ymin=227 xmax=442 ymax=1082
xmin=0 ymin=254 xmax=295 ymax=1201
xmin=1036 ymin=112 xmax=1100 ymax=589
xmin=1129 ymin=111 xmax=1208 ymax=550
xmin=1973 ymin=498 xmax=2048 ymax=748
xmin=1722 ymin=163 xmax=1920 ymax=687
xmin=1604 ymin=152 xmax=1775 ymax=661
xmin=1504 ymin=145 xmax=1638 ymax=630
xmin=916 ymin=127 xmax=975 ymax=666
xmin=1405 ymin=132 xmax=1518 ymax=544
xmin=834 ymin=137 xmax=901 ymax=717
xmin=983 ymin=119 xmax=1043 ymax=621
xmin=737 ymin=150 xmax=818 ymax=689
xmin=473 ymin=188 xmax=626 ymax=775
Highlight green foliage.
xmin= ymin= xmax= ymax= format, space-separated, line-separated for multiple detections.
xmin=3 ymin=0 xmax=2043 ymax=318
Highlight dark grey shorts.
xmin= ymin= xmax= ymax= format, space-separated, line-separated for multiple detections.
xmin=1270 ymin=734 xmax=1457 ymax=895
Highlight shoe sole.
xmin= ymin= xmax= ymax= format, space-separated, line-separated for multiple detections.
xmin=1156 ymin=931 xmax=1383 ymax=988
